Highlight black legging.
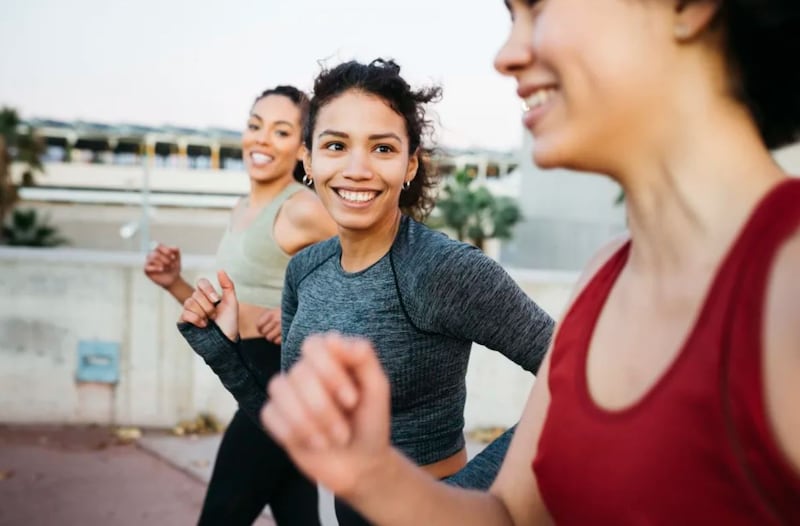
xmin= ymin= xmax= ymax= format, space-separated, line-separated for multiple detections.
xmin=197 ymin=338 xmax=319 ymax=526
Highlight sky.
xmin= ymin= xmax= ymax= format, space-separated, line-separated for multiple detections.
xmin=0 ymin=0 xmax=525 ymax=151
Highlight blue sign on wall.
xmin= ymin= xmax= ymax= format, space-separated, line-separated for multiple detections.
xmin=76 ymin=340 xmax=120 ymax=384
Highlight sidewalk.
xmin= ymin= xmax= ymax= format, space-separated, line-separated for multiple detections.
xmin=0 ymin=424 xmax=487 ymax=526
xmin=0 ymin=425 xmax=274 ymax=526
xmin=138 ymin=431 xmax=487 ymax=526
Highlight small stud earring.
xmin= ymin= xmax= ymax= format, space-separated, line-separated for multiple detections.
xmin=674 ymin=24 xmax=690 ymax=40
xmin=402 ymin=181 xmax=411 ymax=191
xmin=302 ymin=174 xmax=314 ymax=187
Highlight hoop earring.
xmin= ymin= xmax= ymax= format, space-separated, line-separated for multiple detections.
xmin=402 ymin=181 xmax=411 ymax=191
xmin=302 ymin=174 xmax=314 ymax=187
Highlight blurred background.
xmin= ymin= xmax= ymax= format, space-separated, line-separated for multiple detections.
xmin=1 ymin=1 xmax=798 ymax=524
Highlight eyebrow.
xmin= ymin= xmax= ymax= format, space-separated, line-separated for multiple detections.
xmin=317 ymin=129 xmax=403 ymax=142
xmin=249 ymin=114 xmax=295 ymax=128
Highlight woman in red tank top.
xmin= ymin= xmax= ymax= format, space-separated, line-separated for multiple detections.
xmin=255 ymin=1 xmax=800 ymax=524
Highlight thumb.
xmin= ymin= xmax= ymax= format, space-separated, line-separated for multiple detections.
xmin=217 ymin=270 xmax=237 ymax=301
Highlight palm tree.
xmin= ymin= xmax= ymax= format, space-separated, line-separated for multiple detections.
xmin=434 ymin=170 xmax=522 ymax=251
xmin=0 ymin=107 xmax=45 ymax=243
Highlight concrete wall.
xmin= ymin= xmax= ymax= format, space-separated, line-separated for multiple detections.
xmin=0 ymin=247 xmax=576 ymax=431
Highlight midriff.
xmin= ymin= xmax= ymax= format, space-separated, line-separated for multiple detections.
xmin=238 ymin=302 xmax=271 ymax=339
xmin=421 ymin=447 xmax=467 ymax=479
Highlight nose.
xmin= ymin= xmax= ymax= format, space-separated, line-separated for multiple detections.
xmin=494 ymin=19 xmax=535 ymax=77
xmin=341 ymin=149 xmax=373 ymax=180
xmin=254 ymin=127 xmax=271 ymax=145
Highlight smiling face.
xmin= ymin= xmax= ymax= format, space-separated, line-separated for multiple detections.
xmin=305 ymin=89 xmax=418 ymax=235
xmin=241 ymin=94 xmax=304 ymax=184
xmin=495 ymin=0 xmax=680 ymax=173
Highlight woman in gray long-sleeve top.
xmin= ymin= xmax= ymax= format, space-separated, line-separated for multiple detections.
xmin=179 ymin=58 xmax=554 ymax=526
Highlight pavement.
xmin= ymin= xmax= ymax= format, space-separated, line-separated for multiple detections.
xmin=0 ymin=424 xmax=274 ymax=526
xmin=0 ymin=424 xmax=487 ymax=526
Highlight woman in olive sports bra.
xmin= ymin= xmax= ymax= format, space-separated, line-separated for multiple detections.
xmin=144 ymin=85 xmax=336 ymax=525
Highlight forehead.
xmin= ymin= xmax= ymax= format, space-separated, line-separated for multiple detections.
xmin=251 ymin=95 xmax=301 ymax=123
xmin=315 ymin=90 xmax=408 ymax=138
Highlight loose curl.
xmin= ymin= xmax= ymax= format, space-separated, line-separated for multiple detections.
xmin=304 ymin=58 xmax=442 ymax=221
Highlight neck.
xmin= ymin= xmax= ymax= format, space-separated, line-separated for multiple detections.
xmin=247 ymin=174 xmax=294 ymax=209
xmin=615 ymin=97 xmax=785 ymax=277
xmin=338 ymin=210 xmax=403 ymax=272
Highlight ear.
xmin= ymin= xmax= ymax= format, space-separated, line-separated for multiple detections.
xmin=302 ymin=149 xmax=312 ymax=177
xmin=296 ymin=144 xmax=307 ymax=162
xmin=673 ymin=0 xmax=723 ymax=41
xmin=405 ymin=149 xmax=420 ymax=185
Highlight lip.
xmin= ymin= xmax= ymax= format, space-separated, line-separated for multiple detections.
xmin=516 ymin=82 xmax=558 ymax=100
xmin=517 ymin=83 xmax=559 ymax=131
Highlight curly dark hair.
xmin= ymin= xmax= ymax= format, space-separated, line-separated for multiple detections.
xmin=712 ymin=0 xmax=800 ymax=149
xmin=253 ymin=85 xmax=310 ymax=183
xmin=303 ymin=59 xmax=442 ymax=221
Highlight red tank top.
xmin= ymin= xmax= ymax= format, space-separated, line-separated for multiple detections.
xmin=534 ymin=179 xmax=800 ymax=525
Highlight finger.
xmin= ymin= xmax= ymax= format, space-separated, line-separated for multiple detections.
xmin=180 ymin=298 xmax=209 ymax=327
xmin=148 ymin=253 xmax=173 ymax=269
xmin=288 ymin=360 xmax=352 ymax=446
xmin=303 ymin=334 xmax=360 ymax=410
xmin=265 ymin=326 xmax=281 ymax=344
xmin=259 ymin=318 xmax=280 ymax=336
xmin=345 ymin=337 xmax=390 ymax=399
xmin=267 ymin=373 xmax=331 ymax=450
xmin=325 ymin=334 xmax=388 ymax=404
xmin=287 ymin=364 xmax=351 ymax=447
xmin=261 ymin=400 xmax=291 ymax=447
xmin=144 ymin=262 xmax=164 ymax=273
xmin=196 ymin=278 xmax=221 ymax=304
xmin=190 ymin=286 xmax=218 ymax=318
xmin=156 ymin=245 xmax=178 ymax=259
xmin=217 ymin=270 xmax=236 ymax=299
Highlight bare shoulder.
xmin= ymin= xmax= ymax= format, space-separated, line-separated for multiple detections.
xmin=275 ymin=189 xmax=338 ymax=252
xmin=764 ymin=228 xmax=800 ymax=473
xmin=283 ymin=189 xmax=331 ymax=227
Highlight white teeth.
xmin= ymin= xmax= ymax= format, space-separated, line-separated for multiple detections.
xmin=336 ymin=189 xmax=377 ymax=203
xmin=523 ymin=88 xmax=556 ymax=111
xmin=250 ymin=152 xmax=273 ymax=166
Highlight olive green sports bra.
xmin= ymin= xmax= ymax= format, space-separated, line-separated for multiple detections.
xmin=215 ymin=182 xmax=304 ymax=308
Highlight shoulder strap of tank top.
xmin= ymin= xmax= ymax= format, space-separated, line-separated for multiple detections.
xmin=252 ymin=181 xmax=305 ymax=225
xmin=720 ymin=178 xmax=800 ymax=524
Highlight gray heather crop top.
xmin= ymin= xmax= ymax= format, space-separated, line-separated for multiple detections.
xmin=179 ymin=215 xmax=554 ymax=466
xmin=281 ymin=215 xmax=553 ymax=464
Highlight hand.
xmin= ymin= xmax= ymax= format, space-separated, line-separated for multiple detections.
xmin=257 ymin=308 xmax=282 ymax=344
xmin=179 ymin=270 xmax=239 ymax=341
xmin=261 ymin=333 xmax=392 ymax=497
xmin=144 ymin=243 xmax=182 ymax=288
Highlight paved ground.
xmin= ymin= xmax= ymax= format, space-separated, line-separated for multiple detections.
xmin=0 ymin=425 xmax=272 ymax=526
xmin=0 ymin=424 xmax=488 ymax=526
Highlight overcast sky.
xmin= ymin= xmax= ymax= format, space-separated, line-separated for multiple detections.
xmin=0 ymin=0 xmax=525 ymax=151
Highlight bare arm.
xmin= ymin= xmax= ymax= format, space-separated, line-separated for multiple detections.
xmin=346 ymin=353 xmax=556 ymax=526
xmin=764 ymin=231 xmax=800 ymax=473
